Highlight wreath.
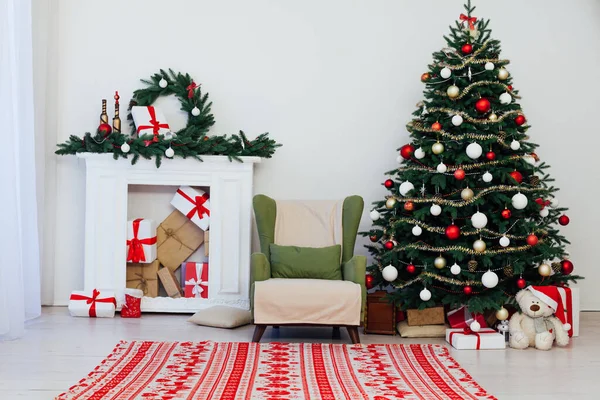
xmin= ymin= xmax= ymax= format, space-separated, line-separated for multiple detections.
xmin=56 ymin=69 xmax=281 ymax=167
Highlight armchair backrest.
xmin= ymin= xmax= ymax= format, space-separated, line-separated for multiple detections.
xmin=253 ymin=195 xmax=364 ymax=264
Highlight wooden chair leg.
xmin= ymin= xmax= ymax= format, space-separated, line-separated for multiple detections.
xmin=252 ymin=325 xmax=267 ymax=342
xmin=346 ymin=326 xmax=360 ymax=344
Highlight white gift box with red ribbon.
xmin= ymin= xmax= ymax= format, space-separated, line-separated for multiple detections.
xmin=170 ymin=186 xmax=211 ymax=230
xmin=126 ymin=219 xmax=157 ymax=263
xmin=558 ymin=286 xmax=580 ymax=337
xmin=68 ymin=289 xmax=117 ymax=318
xmin=131 ymin=106 xmax=171 ymax=144
xmin=446 ymin=328 xmax=506 ymax=350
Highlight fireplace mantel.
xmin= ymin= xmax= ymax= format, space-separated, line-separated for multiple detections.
xmin=77 ymin=153 xmax=260 ymax=312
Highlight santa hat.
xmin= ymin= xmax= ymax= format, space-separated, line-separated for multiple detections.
xmin=526 ymin=285 xmax=571 ymax=332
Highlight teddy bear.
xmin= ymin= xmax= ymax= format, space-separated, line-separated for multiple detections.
xmin=509 ymin=285 xmax=571 ymax=350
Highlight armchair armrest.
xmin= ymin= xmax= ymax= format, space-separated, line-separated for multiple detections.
xmin=250 ymin=252 xmax=271 ymax=317
xmin=342 ymin=255 xmax=367 ymax=323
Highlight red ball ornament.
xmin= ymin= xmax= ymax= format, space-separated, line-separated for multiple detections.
xmin=98 ymin=123 xmax=112 ymax=137
xmin=515 ymin=115 xmax=526 ymax=126
xmin=406 ymin=264 xmax=416 ymax=274
xmin=501 ymin=208 xmax=512 ymax=219
xmin=454 ymin=168 xmax=466 ymax=180
xmin=509 ymin=170 xmax=523 ymax=184
xmin=559 ymin=215 xmax=570 ymax=226
xmin=431 ymin=122 xmax=442 ymax=131
xmin=404 ymin=201 xmax=415 ymax=212
xmin=445 ymin=224 xmax=461 ymax=240
xmin=369 ymin=234 xmax=378 ymax=243
xmin=526 ymin=234 xmax=539 ymax=246
xmin=485 ymin=151 xmax=496 ymax=161
xmin=508 ymin=85 xmax=513 ymax=91
xmin=461 ymin=43 xmax=473 ymax=55
xmin=463 ymin=286 xmax=473 ymax=295
xmin=561 ymin=260 xmax=574 ymax=275
xmin=475 ymin=98 xmax=491 ymax=114
xmin=384 ymin=241 xmax=395 ymax=250
xmin=365 ymin=274 xmax=375 ymax=289
xmin=400 ymin=144 xmax=415 ymax=159
xmin=384 ymin=179 xmax=394 ymax=189
xmin=516 ymin=278 xmax=527 ymax=289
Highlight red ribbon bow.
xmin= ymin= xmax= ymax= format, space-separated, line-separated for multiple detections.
xmin=69 ymin=289 xmax=117 ymax=317
xmin=186 ymin=81 xmax=199 ymax=99
xmin=535 ymin=197 xmax=551 ymax=210
xmin=136 ymin=106 xmax=169 ymax=146
xmin=126 ymin=219 xmax=158 ymax=263
xmin=177 ymin=189 xmax=210 ymax=221
xmin=459 ymin=13 xmax=477 ymax=30
xmin=449 ymin=327 xmax=496 ymax=349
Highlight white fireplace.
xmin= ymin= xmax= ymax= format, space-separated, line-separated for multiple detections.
xmin=77 ymin=153 xmax=260 ymax=312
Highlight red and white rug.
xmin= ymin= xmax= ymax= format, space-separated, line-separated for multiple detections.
xmin=57 ymin=341 xmax=495 ymax=400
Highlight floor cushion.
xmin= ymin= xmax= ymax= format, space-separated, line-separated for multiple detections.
xmin=188 ymin=306 xmax=252 ymax=328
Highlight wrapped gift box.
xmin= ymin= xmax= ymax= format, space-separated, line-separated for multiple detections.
xmin=558 ymin=286 xmax=580 ymax=337
xmin=182 ymin=262 xmax=209 ymax=298
xmin=447 ymin=306 xmax=487 ymax=329
xmin=398 ymin=321 xmax=447 ymax=338
xmin=446 ymin=328 xmax=506 ymax=350
xmin=131 ymin=106 xmax=171 ymax=142
xmin=68 ymin=289 xmax=116 ymax=318
xmin=157 ymin=210 xmax=204 ymax=272
xmin=158 ymin=267 xmax=182 ymax=298
xmin=171 ymin=186 xmax=211 ymax=230
xmin=407 ymin=306 xmax=445 ymax=326
xmin=126 ymin=218 xmax=157 ymax=263
xmin=204 ymin=230 xmax=210 ymax=257
xmin=121 ymin=288 xmax=143 ymax=318
xmin=126 ymin=260 xmax=160 ymax=297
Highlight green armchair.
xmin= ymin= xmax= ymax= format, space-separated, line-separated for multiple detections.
xmin=250 ymin=194 xmax=366 ymax=344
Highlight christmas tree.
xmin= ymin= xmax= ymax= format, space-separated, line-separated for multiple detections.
xmin=364 ymin=1 xmax=582 ymax=314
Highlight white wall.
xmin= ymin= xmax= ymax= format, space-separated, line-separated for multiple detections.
xmin=36 ymin=0 xmax=600 ymax=309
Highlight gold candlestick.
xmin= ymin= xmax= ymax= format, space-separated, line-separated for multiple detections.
xmin=112 ymin=91 xmax=121 ymax=133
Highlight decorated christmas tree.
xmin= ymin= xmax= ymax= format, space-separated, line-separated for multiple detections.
xmin=364 ymin=1 xmax=582 ymax=315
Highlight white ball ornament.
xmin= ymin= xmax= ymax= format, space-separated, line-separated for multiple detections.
xmin=431 ymin=142 xmax=445 ymax=155
xmin=414 ymin=147 xmax=426 ymax=159
xmin=471 ymin=211 xmax=488 ymax=229
xmin=436 ymin=162 xmax=447 ymax=173
xmin=473 ymin=239 xmax=487 ymax=252
xmin=451 ymin=114 xmax=464 ymax=126
xmin=369 ymin=209 xmax=381 ymax=221
xmin=551 ymin=198 xmax=560 ymax=208
xmin=165 ymin=147 xmax=175 ymax=158
xmin=399 ymin=181 xmax=415 ymax=196
xmin=120 ymin=143 xmax=130 ymax=153
xmin=466 ymin=142 xmax=483 ymax=159
xmin=430 ymin=204 xmax=442 ymax=216
xmin=510 ymin=140 xmax=521 ymax=150
xmin=382 ymin=265 xmax=398 ymax=282
xmin=159 ymin=78 xmax=168 ymax=88
xmin=396 ymin=155 xmax=403 ymax=164
xmin=191 ymin=107 xmax=201 ymax=116
xmin=498 ymin=68 xmax=509 ymax=80
xmin=412 ymin=225 xmax=423 ymax=236
xmin=484 ymin=62 xmax=495 ymax=71
xmin=511 ymin=192 xmax=528 ymax=210
xmin=450 ymin=263 xmax=461 ymax=275
xmin=499 ymin=235 xmax=511 ymax=247
xmin=447 ymin=85 xmax=460 ymax=99
xmin=440 ymin=67 xmax=452 ymax=79
xmin=482 ymin=171 xmax=493 ymax=183
xmin=523 ymin=155 xmax=536 ymax=165
xmin=540 ymin=208 xmax=550 ymax=217
xmin=470 ymin=321 xmax=481 ymax=332
xmin=419 ymin=288 xmax=432 ymax=302
xmin=499 ymin=92 xmax=512 ymax=105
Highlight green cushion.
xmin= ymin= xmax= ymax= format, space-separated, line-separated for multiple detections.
xmin=269 ymin=244 xmax=342 ymax=280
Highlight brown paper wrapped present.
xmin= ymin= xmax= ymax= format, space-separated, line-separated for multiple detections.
xmin=126 ymin=260 xmax=159 ymax=297
xmin=406 ymin=306 xmax=445 ymax=326
xmin=157 ymin=210 xmax=204 ymax=272
xmin=204 ymin=230 xmax=210 ymax=257
xmin=157 ymin=267 xmax=182 ymax=298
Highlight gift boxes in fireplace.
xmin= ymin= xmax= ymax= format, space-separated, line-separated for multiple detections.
xmin=125 ymin=185 xmax=211 ymax=300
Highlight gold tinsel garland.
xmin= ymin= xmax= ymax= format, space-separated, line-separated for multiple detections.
xmin=436 ymin=81 xmax=518 ymax=100
xmin=420 ymin=271 xmax=484 ymax=286
xmin=392 ymin=241 xmax=543 ymax=256
xmin=436 ymin=40 xmax=510 ymax=70
xmin=391 ymin=185 xmax=548 ymax=207
xmin=408 ymin=121 xmax=515 ymax=148
xmin=391 ymin=217 xmax=547 ymax=239
xmin=425 ymin=107 xmax=522 ymax=124
xmin=398 ymin=154 xmax=524 ymax=173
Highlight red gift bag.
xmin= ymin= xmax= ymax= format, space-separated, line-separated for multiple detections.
xmin=121 ymin=289 xmax=143 ymax=318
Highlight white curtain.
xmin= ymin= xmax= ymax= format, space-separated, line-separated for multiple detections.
xmin=0 ymin=0 xmax=41 ymax=340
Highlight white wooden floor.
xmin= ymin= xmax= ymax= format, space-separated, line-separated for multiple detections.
xmin=0 ymin=307 xmax=598 ymax=399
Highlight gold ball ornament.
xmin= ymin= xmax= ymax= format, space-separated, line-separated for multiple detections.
xmin=538 ymin=263 xmax=552 ymax=277
xmin=434 ymin=256 xmax=447 ymax=269
xmin=461 ymin=187 xmax=474 ymax=201
xmin=385 ymin=197 xmax=397 ymax=209
xmin=447 ymin=85 xmax=460 ymax=99
xmin=468 ymin=260 xmax=478 ymax=272
xmin=498 ymin=68 xmax=509 ymax=80
xmin=488 ymin=113 xmax=498 ymax=122
xmin=473 ymin=239 xmax=487 ymax=253
xmin=496 ymin=307 xmax=509 ymax=321
xmin=432 ymin=142 xmax=445 ymax=155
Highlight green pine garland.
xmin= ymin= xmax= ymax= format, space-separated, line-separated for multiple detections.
xmin=55 ymin=69 xmax=281 ymax=167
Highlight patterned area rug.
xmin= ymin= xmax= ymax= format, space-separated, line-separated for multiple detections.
xmin=57 ymin=341 xmax=495 ymax=400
